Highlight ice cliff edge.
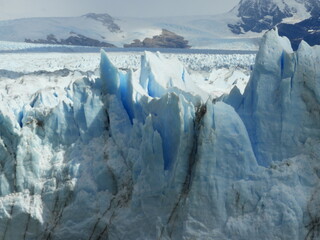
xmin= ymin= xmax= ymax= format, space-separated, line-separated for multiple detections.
xmin=0 ymin=29 xmax=320 ymax=239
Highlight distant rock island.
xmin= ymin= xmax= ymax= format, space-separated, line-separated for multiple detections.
xmin=25 ymin=32 xmax=116 ymax=48
xmin=124 ymin=29 xmax=191 ymax=48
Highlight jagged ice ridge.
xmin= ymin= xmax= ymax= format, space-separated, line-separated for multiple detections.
xmin=0 ymin=29 xmax=320 ymax=239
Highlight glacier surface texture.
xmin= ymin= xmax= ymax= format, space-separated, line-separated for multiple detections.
xmin=0 ymin=29 xmax=320 ymax=239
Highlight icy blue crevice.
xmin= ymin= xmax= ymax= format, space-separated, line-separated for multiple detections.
xmin=119 ymin=71 xmax=134 ymax=124
xmin=290 ymin=55 xmax=297 ymax=96
xmin=162 ymin=103 xmax=206 ymax=238
xmin=147 ymin=72 xmax=158 ymax=98
xmin=101 ymin=51 xmax=138 ymax=125
xmin=29 ymin=95 xmax=38 ymax=108
xmin=280 ymin=51 xmax=285 ymax=77
xmin=17 ymin=111 xmax=24 ymax=128
xmin=287 ymin=54 xmax=297 ymax=99
xmin=148 ymin=93 xmax=182 ymax=170
xmin=100 ymin=50 xmax=120 ymax=96
xmin=182 ymin=68 xmax=185 ymax=83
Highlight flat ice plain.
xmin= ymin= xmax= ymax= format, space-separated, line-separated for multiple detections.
xmin=0 ymin=42 xmax=256 ymax=99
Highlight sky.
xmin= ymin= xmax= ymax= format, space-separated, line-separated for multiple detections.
xmin=0 ymin=0 xmax=239 ymax=20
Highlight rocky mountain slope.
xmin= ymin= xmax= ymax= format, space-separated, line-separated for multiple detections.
xmin=228 ymin=0 xmax=317 ymax=34
xmin=0 ymin=11 xmax=261 ymax=50
xmin=228 ymin=0 xmax=320 ymax=49
xmin=278 ymin=16 xmax=320 ymax=50
xmin=0 ymin=13 xmax=121 ymax=48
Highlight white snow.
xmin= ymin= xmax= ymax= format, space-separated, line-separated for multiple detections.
xmin=0 ymin=13 xmax=262 ymax=50
xmin=0 ymin=50 xmax=255 ymax=100
xmin=0 ymin=0 xmax=314 ymax=52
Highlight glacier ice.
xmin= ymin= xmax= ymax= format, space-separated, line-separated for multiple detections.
xmin=0 ymin=29 xmax=320 ymax=239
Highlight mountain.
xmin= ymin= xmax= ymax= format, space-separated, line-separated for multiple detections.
xmin=0 ymin=13 xmax=122 ymax=48
xmin=278 ymin=16 xmax=320 ymax=50
xmin=0 ymin=12 xmax=261 ymax=50
xmin=228 ymin=0 xmax=316 ymax=34
xmin=305 ymin=0 xmax=320 ymax=17
xmin=0 ymin=29 xmax=320 ymax=239
xmin=227 ymin=0 xmax=320 ymax=50
xmin=0 ymin=0 xmax=319 ymax=50
xmin=25 ymin=32 xmax=117 ymax=48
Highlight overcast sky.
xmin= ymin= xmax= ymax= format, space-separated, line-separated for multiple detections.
xmin=0 ymin=0 xmax=239 ymax=20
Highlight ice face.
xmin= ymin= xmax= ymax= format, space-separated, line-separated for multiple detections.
xmin=237 ymin=29 xmax=320 ymax=166
xmin=0 ymin=29 xmax=320 ymax=239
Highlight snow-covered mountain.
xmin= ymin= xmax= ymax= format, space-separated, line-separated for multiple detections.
xmin=0 ymin=0 xmax=318 ymax=50
xmin=0 ymin=11 xmax=262 ymax=50
xmin=228 ymin=0 xmax=320 ymax=49
xmin=0 ymin=13 xmax=122 ymax=47
xmin=0 ymin=29 xmax=320 ymax=239
xmin=228 ymin=0 xmax=320 ymax=34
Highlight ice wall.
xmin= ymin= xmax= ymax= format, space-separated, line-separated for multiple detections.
xmin=0 ymin=29 xmax=320 ymax=239
xmin=237 ymin=29 xmax=320 ymax=166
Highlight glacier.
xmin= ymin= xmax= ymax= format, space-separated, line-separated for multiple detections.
xmin=0 ymin=29 xmax=320 ymax=239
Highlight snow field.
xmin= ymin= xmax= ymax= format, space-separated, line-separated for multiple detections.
xmin=0 ymin=51 xmax=255 ymax=101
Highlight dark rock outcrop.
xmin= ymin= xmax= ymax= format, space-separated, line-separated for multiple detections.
xmin=278 ymin=17 xmax=320 ymax=50
xmin=25 ymin=32 xmax=116 ymax=48
xmin=305 ymin=0 xmax=320 ymax=17
xmin=84 ymin=13 xmax=121 ymax=33
xmin=124 ymin=29 xmax=191 ymax=49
